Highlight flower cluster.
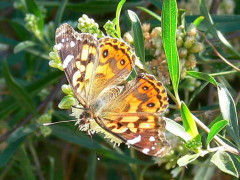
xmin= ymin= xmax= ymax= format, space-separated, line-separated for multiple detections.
xmin=103 ymin=20 xmax=118 ymax=37
xmin=78 ymin=14 xmax=103 ymax=38
xmin=139 ymin=23 xmax=204 ymax=84
xmin=49 ymin=45 xmax=63 ymax=71
xmin=37 ymin=111 xmax=52 ymax=137
xmin=25 ymin=14 xmax=43 ymax=41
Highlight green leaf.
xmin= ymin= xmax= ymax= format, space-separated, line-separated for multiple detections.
xmin=7 ymin=124 xmax=38 ymax=144
xmin=187 ymin=71 xmax=217 ymax=86
xmin=165 ymin=118 xmax=192 ymax=142
xmin=115 ymin=0 xmax=126 ymax=38
xmin=54 ymin=0 xmax=68 ymax=28
xmin=48 ymin=157 xmax=55 ymax=180
xmin=137 ymin=6 xmax=161 ymax=21
xmin=13 ymin=41 xmax=37 ymax=53
xmin=162 ymin=0 xmax=180 ymax=97
xmin=2 ymin=60 xmax=37 ymax=115
xmin=19 ymin=145 xmax=36 ymax=180
xmin=211 ymin=151 xmax=239 ymax=178
xmin=207 ymin=120 xmax=228 ymax=145
xmin=127 ymin=10 xmax=145 ymax=64
xmin=86 ymin=152 xmax=96 ymax=180
xmin=51 ymin=125 xmax=100 ymax=149
xmin=193 ymin=16 xmax=205 ymax=27
xmin=177 ymin=153 xmax=201 ymax=167
xmin=180 ymin=102 xmax=199 ymax=138
xmin=217 ymin=83 xmax=240 ymax=148
xmin=0 ymin=137 xmax=25 ymax=167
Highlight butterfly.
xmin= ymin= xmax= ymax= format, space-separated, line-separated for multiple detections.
xmin=55 ymin=23 xmax=170 ymax=156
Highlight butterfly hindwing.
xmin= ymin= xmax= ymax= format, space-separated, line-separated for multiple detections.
xmin=96 ymin=73 xmax=170 ymax=156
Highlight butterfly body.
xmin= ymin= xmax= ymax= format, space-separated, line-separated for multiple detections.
xmin=55 ymin=23 xmax=170 ymax=156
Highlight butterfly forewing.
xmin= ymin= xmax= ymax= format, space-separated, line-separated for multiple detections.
xmin=55 ymin=23 xmax=99 ymax=105
xmin=91 ymin=38 xmax=136 ymax=101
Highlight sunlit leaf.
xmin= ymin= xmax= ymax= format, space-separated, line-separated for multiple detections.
xmin=211 ymin=151 xmax=239 ymax=178
xmin=207 ymin=120 xmax=228 ymax=145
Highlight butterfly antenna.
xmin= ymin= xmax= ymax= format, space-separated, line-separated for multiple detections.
xmin=43 ymin=120 xmax=77 ymax=126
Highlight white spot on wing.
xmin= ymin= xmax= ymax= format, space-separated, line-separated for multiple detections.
xmin=127 ymin=135 xmax=141 ymax=144
xmin=70 ymin=41 xmax=76 ymax=47
xmin=142 ymin=148 xmax=150 ymax=154
xmin=61 ymin=39 xmax=65 ymax=43
xmin=151 ymin=146 xmax=155 ymax=150
xmin=149 ymin=136 xmax=155 ymax=141
xmin=63 ymin=55 xmax=74 ymax=68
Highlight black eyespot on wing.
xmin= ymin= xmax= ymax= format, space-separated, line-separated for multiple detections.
xmin=120 ymin=59 xmax=125 ymax=65
xmin=142 ymin=86 xmax=149 ymax=91
xmin=103 ymin=49 xmax=108 ymax=58
xmin=147 ymin=103 xmax=155 ymax=107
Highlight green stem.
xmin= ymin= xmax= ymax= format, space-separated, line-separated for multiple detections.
xmin=130 ymin=148 xmax=139 ymax=179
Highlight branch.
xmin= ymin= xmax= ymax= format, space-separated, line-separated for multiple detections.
xmin=201 ymin=32 xmax=240 ymax=71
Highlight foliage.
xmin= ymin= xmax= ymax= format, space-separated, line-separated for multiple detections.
xmin=0 ymin=0 xmax=239 ymax=179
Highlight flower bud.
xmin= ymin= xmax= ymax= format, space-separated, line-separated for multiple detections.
xmin=189 ymin=42 xmax=204 ymax=53
xmin=61 ymin=84 xmax=73 ymax=95
xmin=184 ymin=36 xmax=195 ymax=49
xmin=58 ymin=95 xmax=76 ymax=109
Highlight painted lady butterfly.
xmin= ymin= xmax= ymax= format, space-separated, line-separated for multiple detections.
xmin=55 ymin=23 xmax=170 ymax=156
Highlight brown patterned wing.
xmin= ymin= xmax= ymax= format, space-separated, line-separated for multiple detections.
xmin=55 ymin=23 xmax=99 ymax=105
xmin=90 ymin=38 xmax=136 ymax=101
xmin=95 ymin=73 xmax=170 ymax=156
xmin=98 ymin=114 xmax=170 ymax=156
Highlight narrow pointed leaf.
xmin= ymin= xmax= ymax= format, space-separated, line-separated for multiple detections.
xmin=207 ymin=120 xmax=228 ymax=145
xmin=177 ymin=153 xmax=201 ymax=166
xmin=2 ymin=60 xmax=37 ymax=115
xmin=187 ymin=71 xmax=217 ymax=86
xmin=14 ymin=41 xmax=37 ymax=53
xmin=162 ymin=0 xmax=180 ymax=95
xmin=180 ymin=102 xmax=199 ymax=138
xmin=127 ymin=10 xmax=145 ymax=64
xmin=217 ymin=84 xmax=239 ymax=148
